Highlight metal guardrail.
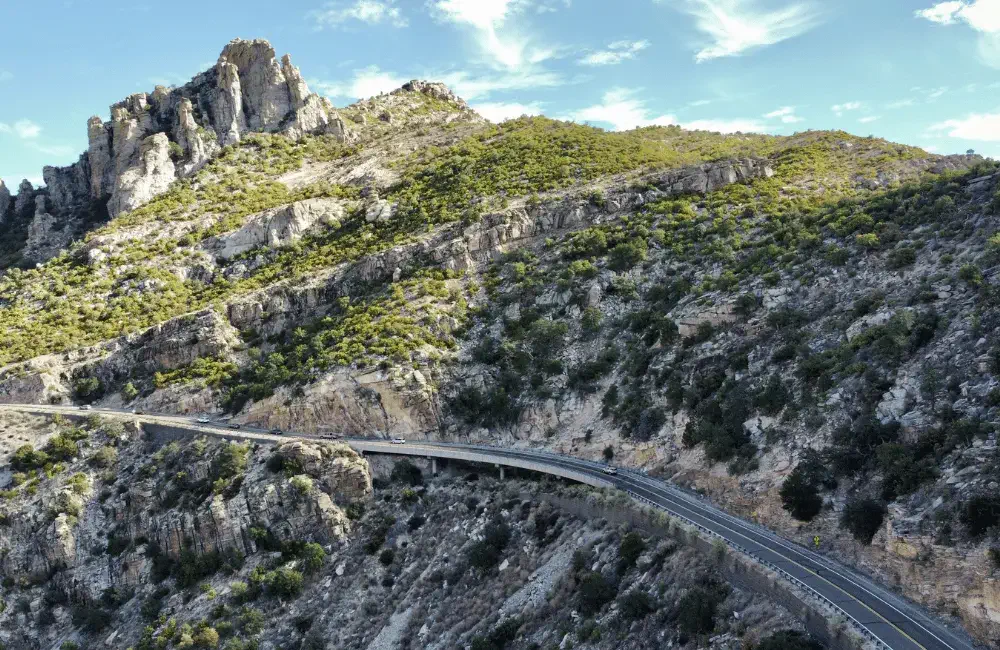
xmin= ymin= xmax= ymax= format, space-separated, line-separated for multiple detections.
xmin=625 ymin=490 xmax=890 ymax=650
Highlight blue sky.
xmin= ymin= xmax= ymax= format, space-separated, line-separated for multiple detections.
xmin=2 ymin=0 xmax=1000 ymax=187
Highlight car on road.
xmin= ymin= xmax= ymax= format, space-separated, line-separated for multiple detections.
xmin=390 ymin=438 xmax=406 ymax=444
xmin=270 ymin=428 xmax=283 ymax=435
xmin=79 ymin=405 xmax=92 ymax=411
xmin=229 ymin=423 xmax=241 ymax=430
xmin=602 ymin=466 xmax=618 ymax=476
xmin=197 ymin=416 xmax=211 ymax=424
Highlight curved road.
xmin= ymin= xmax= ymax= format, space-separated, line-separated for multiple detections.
xmin=0 ymin=404 xmax=979 ymax=650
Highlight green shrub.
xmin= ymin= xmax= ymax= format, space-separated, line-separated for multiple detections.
xmin=840 ymin=497 xmax=885 ymax=544
xmin=755 ymin=630 xmax=824 ymax=650
xmin=780 ymin=466 xmax=823 ymax=522
xmin=618 ymin=589 xmax=654 ymax=620
xmin=390 ymin=459 xmax=423 ymax=486
xmin=960 ymin=494 xmax=1000 ymax=538
xmin=468 ymin=519 xmax=511 ymax=571
xmin=677 ymin=586 xmax=720 ymax=636
xmin=576 ymin=571 xmax=616 ymax=616
xmin=619 ymin=532 xmax=646 ymax=568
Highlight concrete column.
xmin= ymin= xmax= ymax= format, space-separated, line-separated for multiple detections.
xmin=431 ymin=458 xmax=438 ymax=476
xmin=497 ymin=464 xmax=505 ymax=480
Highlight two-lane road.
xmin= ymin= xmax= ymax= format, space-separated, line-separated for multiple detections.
xmin=0 ymin=404 xmax=979 ymax=650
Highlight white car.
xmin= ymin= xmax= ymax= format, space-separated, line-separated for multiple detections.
xmin=602 ymin=466 xmax=618 ymax=476
xmin=80 ymin=405 xmax=92 ymax=411
xmin=390 ymin=438 xmax=406 ymax=445
xmin=197 ymin=416 xmax=211 ymax=424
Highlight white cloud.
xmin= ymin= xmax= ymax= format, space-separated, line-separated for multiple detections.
xmin=310 ymin=0 xmax=407 ymax=29
xmin=831 ymin=101 xmax=862 ymax=116
xmin=579 ymin=40 xmax=650 ymax=66
xmin=473 ymin=101 xmax=545 ymax=122
xmin=858 ymin=116 xmax=880 ymax=124
xmin=566 ymin=88 xmax=677 ymax=131
xmin=684 ymin=118 xmax=768 ymax=132
xmin=14 ymin=120 xmax=41 ymax=139
xmin=567 ymin=88 xmax=766 ymax=133
xmin=430 ymin=0 xmax=563 ymax=71
xmin=764 ymin=105 xmax=804 ymax=123
xmin=929 ymin=111 xmax=1000 ymax=140
xmin=2 ymin=120 xmax=42 ymax=139
xmin=916 ymin=1 xmax=1000 ymax=67
xmin=927 ymin=86 xmax=949 ymax=99
xmin=313 ymin=65 xmax=407 ymax=100
xmin=0 ymin=71 xmax=11 ymax=82
xmin=670 ymin=0 xmax=823 ymax=62
xmin=916 ymin=1 xmax=1000 ymax=30
xmin=438 ymin=68 xmax=565 ymax=100
xmin=886 ymin=98 xmax=915 ymax=109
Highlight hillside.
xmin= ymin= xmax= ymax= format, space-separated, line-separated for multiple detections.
xmin=1 ymin=37 xmax=999 ymax=646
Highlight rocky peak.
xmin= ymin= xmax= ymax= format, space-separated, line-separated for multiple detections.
xmin=397 ymin=79 xmax=470 ymax=110
xmin=0 ymin=179 xmax=10 ymax=225
xmin=2 ymin=37 xmax=350 ymax=264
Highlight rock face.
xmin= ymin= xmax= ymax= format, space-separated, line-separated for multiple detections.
xmin=0 ymin=179 xmax=11 ymax=225
xmin=203 ymin=197 xmax=347 ymax=259
xmin=0 ymin=38 xmax=350 ymax=263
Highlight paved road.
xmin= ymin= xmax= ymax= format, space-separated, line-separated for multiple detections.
xmin=0 ymin=404 xmax=979 ymax=650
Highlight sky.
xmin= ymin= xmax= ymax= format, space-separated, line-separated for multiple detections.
xmin=1 ymin=0 xmax=1000 ymax=188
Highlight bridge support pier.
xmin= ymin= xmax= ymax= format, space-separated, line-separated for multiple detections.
xmin=430 ymin=458 xmax=438 ymax=476
xmin=496 ymin=464 xmax=505 ymax=480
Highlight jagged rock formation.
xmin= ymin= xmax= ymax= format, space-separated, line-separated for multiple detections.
xmin=0 ymin=179 xmax=11 ymax=225
xmin=203 ymin=197 xmax=348 ymax=260
xmin=0 ymin=38 xmax=348 ymax=264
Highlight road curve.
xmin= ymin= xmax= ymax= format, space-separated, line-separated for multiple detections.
xmin=0 ymin=404 xmax=979 ymax=650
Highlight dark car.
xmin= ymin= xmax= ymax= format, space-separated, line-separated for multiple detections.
xmin=230 ymin=423 xmax=242 ymax=430
xmin=270 ymin=427 xmax=283 ymax=435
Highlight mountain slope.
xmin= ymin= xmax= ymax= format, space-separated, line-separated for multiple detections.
xmin=1 ymin=37 xmax=999 ymax=645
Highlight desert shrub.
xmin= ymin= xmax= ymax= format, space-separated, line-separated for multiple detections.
xmin=618 ymin=589 xmax=654 ymax=620
xmin=468 ymin=519 xmax=511 ymax=571
xmin=470 ymin=617 xmax=521 ymax=650
xmin=960 ymin=494 xmax=1000 ymax=538
xmin=576 ymin=572 xmax=617 ymax=616
xmin=619 ymin=532 xmax=646 ymax=568
xmin=379 ymin=549 xmax=395 ymax=566
xmin=677 ymin=586 xmax=720 ymax=636
xmin=755 ymin=630 xmax=824 ymax=650
xmin=840 ymin=497 xmax=886 ymax=544
xmin=754 ymin=374 xmax=790 ymax=415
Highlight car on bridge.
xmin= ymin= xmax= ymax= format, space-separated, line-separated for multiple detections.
xmin=197 ymin=416 xmax=211 ymax=424
xmin=390 ymin=438 xmax=406 ymax=444
xmin=603 ymin=466 xmax=618 ymax=475
xmin=270 ymin=428 xmax=283 ymax=435
xmin=79 ymin=405 xmax=92 ymax=411
xmin=229 ymin=423 xmax=241 ymax=430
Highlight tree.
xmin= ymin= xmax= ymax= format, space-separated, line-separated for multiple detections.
xmin=619 ymin=532 xmax=646 ymax=568
xmin=576 ymin=571 xmax=616 ymax=615
xmin=840 ymin=497 xmax=885 ymax=544
xmin=677 ymin=586 xmax=718 ymax=636
xmin=779 ymin=466 xmax=823 ymax=521
xmin=602 ymin=446 xmax=614 ymax=461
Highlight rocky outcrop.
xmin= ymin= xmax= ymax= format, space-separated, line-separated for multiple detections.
xmin=108 ymin=133 xmax=177 ymax=216
xmin=1 ymin=38 xmax=350 ymax=263
xmin=272 ymin=439 xmax=373 ymax=498
xmin=203 ymin=197 xmax=347 ymax=259
xmin=13 ymin=179 xmax=34 ymax=216
xmin=0 ymin=179 xmax=11 ymax=225
xmin=174 ymin=98 xmax=218 ymax=175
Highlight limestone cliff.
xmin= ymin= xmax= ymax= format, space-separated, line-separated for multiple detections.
xmin=0 ymin=38 xmax=348 ymax=264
